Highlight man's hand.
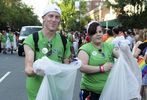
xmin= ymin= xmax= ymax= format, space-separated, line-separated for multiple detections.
xmin=63 ymin=58 xmax=70 ymax=64
xmin=25 ymin=66 xmax=35 ymax=77
xmin=24 ymin=45 xmax=35 ymax=77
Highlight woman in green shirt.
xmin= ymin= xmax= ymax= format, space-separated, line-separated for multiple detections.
xmin=78 ymin=21 xmax=118 ymax=100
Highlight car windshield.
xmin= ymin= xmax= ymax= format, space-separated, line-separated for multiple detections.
xmin=20 ymin=27 xmax=42 ymax=36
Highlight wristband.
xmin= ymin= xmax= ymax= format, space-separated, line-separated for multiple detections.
xmin=100 ymin=65 xmax=105 ymax=73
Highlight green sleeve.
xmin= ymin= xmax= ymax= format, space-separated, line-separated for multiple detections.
xmin=79 ymin=43 xmax=91 ymax=56
xmin=2 ymin=35 xmax=7 ymax=43
xmin=23 ymin=34 xmax=35 ymax=51
xmin=107 ymin=42 xmax=114 ymax=51
xmin=9 ymin=33 xmax=14 ymax=42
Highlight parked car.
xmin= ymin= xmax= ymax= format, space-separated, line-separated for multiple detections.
xmin=18 ymin=26 xmax=42 ymax=56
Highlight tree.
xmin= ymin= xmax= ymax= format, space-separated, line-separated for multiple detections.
xmin=105 ymin=0 xmax=147 ymax=28
xmin=58 ymin=0 xmax=91 ymax=32
xmin=0 ymin=0 xmax=41 ymax=31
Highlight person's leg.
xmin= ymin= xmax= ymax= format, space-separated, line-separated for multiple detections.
xmin=3 ymin=43 xmax=7 ymax=54
xmin=143 ymin=85 xmax=147 ymax=100
xmin=10 ymin=42 xmax=13 ymax=54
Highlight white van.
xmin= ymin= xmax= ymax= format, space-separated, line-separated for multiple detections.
xmin=18 ymin=26 xmax=42 ymax=56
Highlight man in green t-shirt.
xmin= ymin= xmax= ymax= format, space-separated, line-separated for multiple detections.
xmin=23 ymin=4 xmax=71 ymax=100
xmin=7 ymin=30 xmax=14 ymax=54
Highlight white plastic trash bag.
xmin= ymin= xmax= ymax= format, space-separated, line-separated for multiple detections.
xmin=13 ymin=35 xmax=17 ymax=50
xmin=6 ymin=37 xmax=11 ymax=49
xmin=33 ymin=57 xmax=81 ymax=100
xmin=99 ymin=43 xmax=142 ymax=100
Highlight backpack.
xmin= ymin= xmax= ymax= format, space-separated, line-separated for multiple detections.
xmin=33 ymin=32 xmax=67 ymax=54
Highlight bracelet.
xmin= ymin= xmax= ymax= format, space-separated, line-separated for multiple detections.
xmin=99 ymin=65 xmax=105 ymax=73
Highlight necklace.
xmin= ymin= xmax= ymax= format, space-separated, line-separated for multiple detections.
xmin=98 ymin=48 xmax=105 ymax=57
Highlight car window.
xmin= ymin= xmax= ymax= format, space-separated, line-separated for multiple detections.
xmin=20 ymin=27 xmax=42 ymax=36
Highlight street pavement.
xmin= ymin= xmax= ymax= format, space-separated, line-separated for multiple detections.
xmin=0 ymin=52 xmax=81 ymax=100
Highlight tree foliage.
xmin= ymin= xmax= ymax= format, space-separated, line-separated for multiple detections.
xmin=105 ymin=0 xmax=147 ymax=28
xmin=0 ymin=0 xmax=41 ymax=31
xmin=58 ymin=0 xmax=91 ymax=32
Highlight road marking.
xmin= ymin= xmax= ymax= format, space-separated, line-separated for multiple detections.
xmin=0 ymin=72 xmax=11 ymax=83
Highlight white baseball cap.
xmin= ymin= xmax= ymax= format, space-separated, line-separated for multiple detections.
xmin=42 ymin=3 xmax=61 ymax=17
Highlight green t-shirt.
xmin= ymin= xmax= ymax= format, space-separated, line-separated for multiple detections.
xmin=23 ymin=30 xmax=71 ymax=100
xmin=8 ymin=32 xmax=14 ymax=42
xmin=1 ymin=34 xmax=7 ymax=43
xmin=79 ymin=42 xmax=114 ymax=94
xmin=67 ymin=33 xmax=73 ymax=46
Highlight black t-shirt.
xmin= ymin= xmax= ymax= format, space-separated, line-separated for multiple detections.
xmin=138 ymin=42 xmax=147 ymax=56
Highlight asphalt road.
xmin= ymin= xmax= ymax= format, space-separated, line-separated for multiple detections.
xmin=0 ymin=52 xmax=27 ymax=100
xmin=0 ymin=52 xmax=81 ymax=100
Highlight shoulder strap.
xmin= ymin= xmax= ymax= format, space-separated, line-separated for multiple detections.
xmin=33 ymin=32 xmax=39 ymax=52
xmin=60 ymin=33 xmax=67 ymax=54
xmin=32 ymin=32 xmax=67 ymax=56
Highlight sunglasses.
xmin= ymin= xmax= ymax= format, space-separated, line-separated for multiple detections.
xmin=46 ymin=42 xmax=52 ymax=56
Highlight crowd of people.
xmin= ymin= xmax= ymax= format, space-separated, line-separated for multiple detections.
xmin=0 ymin=28 xmax=19 ymax=54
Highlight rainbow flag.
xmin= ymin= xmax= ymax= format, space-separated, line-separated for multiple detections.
xmin=137 ymin=57 xmax=147 ymax=78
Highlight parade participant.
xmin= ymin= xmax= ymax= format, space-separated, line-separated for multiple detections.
xmin=112 ymin=26 xmax=130 ymax=48
xmin=105 ymin=29 xmax=114 ymax=43
xmin=1 ymin=30 xmax=7 ymax=54
xmin=7 ymin=28 xmax=14 ymax=54
xmin=78 ymin=21 xmax=118 ymax=100
xmin=23 ymin=4 xmax=71 ymax=100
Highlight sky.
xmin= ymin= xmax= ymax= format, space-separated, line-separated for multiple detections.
xmin=21 ymin=0 xmax=50 ymax=22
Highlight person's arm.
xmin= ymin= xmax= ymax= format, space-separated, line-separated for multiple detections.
xmin=78 ymin=50 xmax=112 ymax=74
xmin=133 ymin=48 xmax=141 ymax=58
xmin=112 ymin=47 xmax=119 ymax=58
xmin=63 ymin=58 xmax=70 ymax=64
xmin=24 ymin=45 xmax=35 ymax=77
